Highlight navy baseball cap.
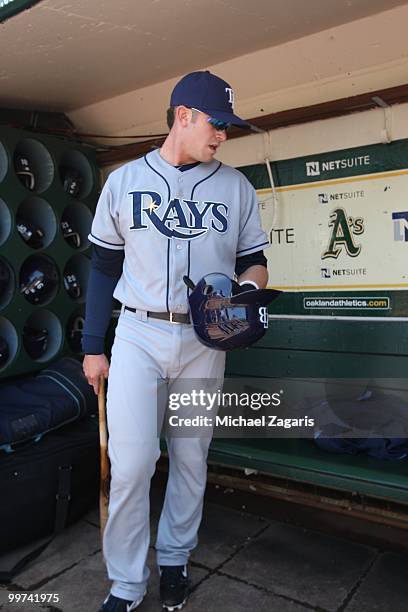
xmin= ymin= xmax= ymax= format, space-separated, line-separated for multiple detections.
xmin=170 ymin=71 xmax=251 ymax=128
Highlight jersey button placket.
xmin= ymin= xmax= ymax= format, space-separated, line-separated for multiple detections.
xmin=171 ymin=238 xmax=187 ymax=313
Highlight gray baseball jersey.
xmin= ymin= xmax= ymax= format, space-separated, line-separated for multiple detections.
xmin=89 ymin=148 xmax=269 ymax=311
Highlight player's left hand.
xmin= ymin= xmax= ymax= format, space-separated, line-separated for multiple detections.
xmin=231 ymin=281 xmax=256 ymax=295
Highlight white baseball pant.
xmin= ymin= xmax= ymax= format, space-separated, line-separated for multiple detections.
xmin=103 ymin=308 xmax=225 ymax=601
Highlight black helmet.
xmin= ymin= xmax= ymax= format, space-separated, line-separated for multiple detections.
xmin=23 ymin=326 xmax=48 ymax=359
xmin=186 ymin=273 xmax=281 ymax=351
xmin=61 ymin=219 xmax=81 ymax=248
xmin=0 ymin=260 xmax=10 ymax=298
xmin=67 ymin=314 xmax=84 ymax=352
xmin=20 ymin=256 xmax=59 ymax=305
xmin=16 ymin=217 xmax=45 ymax=249
xmin=0 ymin=335 xmax=9 ymax=367
xmin=60 ymin=165 xmax=83 ymax=198
xmin=14 ymin=154 xmax=35 ymax=190
xmin=63 ymin=271 xmax=81 ymax=299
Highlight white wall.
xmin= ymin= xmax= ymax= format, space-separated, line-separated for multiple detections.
xmin=217 ymin=102 xmax=408 ymax=168
xmin=69 ymin=4 xmax=408 ymax=147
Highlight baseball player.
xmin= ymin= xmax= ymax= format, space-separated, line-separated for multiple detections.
xmin=82 ymin=70 xmax=269 ymax=612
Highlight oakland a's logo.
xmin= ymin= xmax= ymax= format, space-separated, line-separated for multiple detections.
xmin=322 ymin=208 xmax=364 ymax=259
xmin=129 ymin=190 xmax=228 ymax=239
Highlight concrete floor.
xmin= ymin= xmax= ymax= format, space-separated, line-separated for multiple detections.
xmin=1 ymin=478 xmax=408 ymax=612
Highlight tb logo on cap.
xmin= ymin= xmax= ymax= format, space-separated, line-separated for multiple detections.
xmin=225 ymin=87 xmax=235 ymax=108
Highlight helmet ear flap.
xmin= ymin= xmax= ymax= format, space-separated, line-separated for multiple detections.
xmin=61 ymin=220 xmax=81 ymax=248
xmin=231 ymin=279 xmax=241 ymax=294
xmin=182 ymin=275 xmax=196 ymax=291
xmin=14 ymin=155 xmax=36 ymax=191
xmin=60 ymin=165 xmax=82 ymax=198
xmin=23 ymin=326 xmax=48 ymax=359
xmin=0 ymin=336 xmax=9 ymax=367
xmin=203 ymin=284 xmax=213 ymax=295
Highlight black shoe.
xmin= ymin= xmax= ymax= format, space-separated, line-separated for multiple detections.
xmin=98 ymin=592 xmax=145 ymax=611
xmin=159 ymin=565 xmax=190 ymax=611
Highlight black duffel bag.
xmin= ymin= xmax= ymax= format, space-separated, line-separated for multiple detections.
xmin=0 ymin=357 xmax=97 ymax=451
xmin=0 ymin=417 xmax=100 ymax=581
xmin=0 ymin=357 xmax=100 ymax=582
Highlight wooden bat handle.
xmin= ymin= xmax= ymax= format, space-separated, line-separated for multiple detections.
xmin=98 ymin=375 xmax=110 ymax=543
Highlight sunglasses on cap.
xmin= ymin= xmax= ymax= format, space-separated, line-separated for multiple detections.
xmin=191 ymin=108 xmax=231 ymax=131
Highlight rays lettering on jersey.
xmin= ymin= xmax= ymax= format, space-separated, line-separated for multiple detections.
xmin=129 ymin=190 xmax=229 ymax=239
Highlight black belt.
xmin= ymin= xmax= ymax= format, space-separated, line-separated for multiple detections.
xmin=124 ymin=306 xmax=190 ymax=324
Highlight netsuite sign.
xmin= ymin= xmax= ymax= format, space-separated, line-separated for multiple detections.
xmin=306 ymin=155 xmax=371 ymax=177
xmin=0 ymin=0 xmax=41 ymax=22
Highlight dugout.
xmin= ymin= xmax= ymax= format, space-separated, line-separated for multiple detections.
xmin=0 ymin=0 xmax=407 ymax=528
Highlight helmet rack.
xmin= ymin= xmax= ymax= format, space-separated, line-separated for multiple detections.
xmin=0 ymin=126 xmax=100 ymax=379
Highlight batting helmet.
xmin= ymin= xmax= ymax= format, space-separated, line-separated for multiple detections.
xmin=20 ymin=256 xmax=59 ymax=305
xmin=60 ymin=165 xmax=82 ymax=198
xmin=0 ymin=260 xmax=10 ymax=297
xmin=0 ymin=335 xmax=9 ymax=367
xmin=185 ymin=273 xmax=281 ymax=351
xmin=14 ymin=154 xmax=35 ymax=191
xmin=16 ymin=218 xmax=45 ymax=249
xmin=63 ymin=272 xmax=81 ymax=299
xmin=67 ymin=314 xmax=84 ymax=352
xmin=61 ymin=219 xmax=81 ymax=248
xmin=23 ymin=325 xmax=48 ymax=359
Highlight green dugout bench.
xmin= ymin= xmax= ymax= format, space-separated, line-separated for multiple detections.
xmin=207 ymin=318 xmax=408 ymax=519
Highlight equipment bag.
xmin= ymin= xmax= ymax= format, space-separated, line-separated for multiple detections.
xmin=0 ymin=357 xmax=97 ymax=451
xmin=0 ymin=417 xmax=99 ymax=580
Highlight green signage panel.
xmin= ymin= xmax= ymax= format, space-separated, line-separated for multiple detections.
xmin=0 ymin=0 xmax=42 ymax=22
xmin=238 ymin=138 xmax=408 ymax=318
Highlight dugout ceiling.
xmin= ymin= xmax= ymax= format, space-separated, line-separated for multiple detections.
xmin=0 ymin=0 xmax=407 ymax=114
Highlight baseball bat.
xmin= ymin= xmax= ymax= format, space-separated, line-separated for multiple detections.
xmin=98 ymin=375 xmax=110 ymax=542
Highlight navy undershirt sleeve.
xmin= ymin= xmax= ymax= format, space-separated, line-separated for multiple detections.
xmin=82 ymin=245 xmax=124 ymax=354
xmin=235 ymin=250 xmax=267 ymax=276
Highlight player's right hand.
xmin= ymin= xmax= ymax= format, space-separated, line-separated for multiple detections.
xmin=83 ymin=353 xmax=109 ymax=395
